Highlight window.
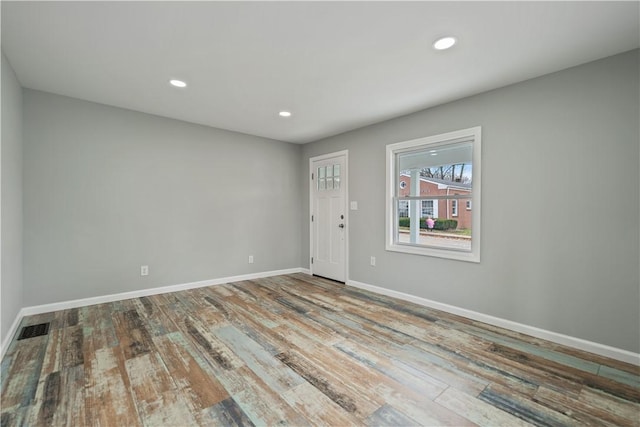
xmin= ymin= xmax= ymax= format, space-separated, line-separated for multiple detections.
xmin=421 ymin=200 xmax=434 ymax=217
xmin=386 ymin=127 xmax=481 ymax=262
xmin=399 ymin=200 xmax=409 ymax=217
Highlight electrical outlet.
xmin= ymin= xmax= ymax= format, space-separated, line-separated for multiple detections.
xmin=248 ymin=255 xmax=254 ymax=264
xmin=370 ymin=256 xmax=376 ymax=267
xmin=141 ymin=265 xmax=149 ymax=276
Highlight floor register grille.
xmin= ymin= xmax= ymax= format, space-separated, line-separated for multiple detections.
xmin=17 ymin=322 xmax=50 ymax=340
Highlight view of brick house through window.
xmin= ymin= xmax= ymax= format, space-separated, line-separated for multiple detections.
xmin=397 ymin=173 xmax=472 ymax=241
xmin=386 ymin=127 xmax=481 ymax=262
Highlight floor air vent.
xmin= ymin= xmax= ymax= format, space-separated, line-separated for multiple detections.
xmin=17 ymin=322 xmax=50 ymax=340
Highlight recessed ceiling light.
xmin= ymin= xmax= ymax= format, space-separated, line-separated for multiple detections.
xmin=279 ymin=111 xmax=292 ymax=117
xmin=169 ymin=79 xmax=187 ymax=88
xmin=433 ymin=36 xmax=457 ymax=51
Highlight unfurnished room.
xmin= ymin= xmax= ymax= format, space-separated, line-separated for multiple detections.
xmin=1 ymin=1 xmax=639 ymax=426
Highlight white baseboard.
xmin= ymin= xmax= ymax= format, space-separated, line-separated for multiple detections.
xmin=1 ymin=267 xmax=305 ymax=358
xmin=20 ymin=267 xmax=305 ymax=317
xmin=1 ymin=310 xmax=25 ymax=360
xmin=347 ymin=279 xmax=640 ymax=366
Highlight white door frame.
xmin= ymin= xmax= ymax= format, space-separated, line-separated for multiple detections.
xmin=309 ymin=150 xmax=349 ymax=282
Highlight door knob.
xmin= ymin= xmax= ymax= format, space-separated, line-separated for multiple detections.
xmin=338 ymin=224 xmax=345 ymax=228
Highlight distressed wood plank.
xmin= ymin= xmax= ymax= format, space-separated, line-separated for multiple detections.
xmin=81 ymin=303 xmax=119 ymax=354
xmin=479 ymin=383 xmax=576 ymax=426
xmin=459 ymin=322 xmax=601 ymax=374
xmin=276 ymin=349 xmax=378 ymax=419
xmin=215 ymin=325 xmax=305 ymax=394
xmin=216 ymin=366 xmax=311 ymax=426
xmin=578 ymin=387 xmax=640 ymax=425
xmin=487 ymin=343 xmax=640 ymax=403
xmin=282 ymin=381 xmax=363 ymax=426
xmin=196 ymin=291 xmax=287 ymax=355
xmin=112 ymin=309 xmax=156 ymax=360
xmin=224 ymin=295 xmax=281 ymax=329
xmin=84 ymin=347 xmax=141 ymax=427
xmin=334 ymin=339 xmax=450 ymax=398
xmin=533 ymin=386 xmax=632 ymax=427
xmin=178 ymin=315 xmax=244 ymax=371
xmin=152 ymin=332 xmax=230 ymax=417
xmin=0 ymin=335 xmax=48 ymax=409
xmin=474 ymin=320 xmax=639 ymax=376
xmin=38 ymin=327 xmax=64 ymax=376
xmin=278 ymin=341 xmax=465 ymax=425
xmin=125 ymin=352 xmax=198 ymax=425
xmin=24 ymin=365 xmax=86 ymax=427
xmin=61 ymin=325 xmax=84 ymax=369
xmin=407 ymin=331 xmax=540 ymax=397
xmin=365 ymin=404 xmax=420 ymax=427
xmin=0 ymin=407 xmax=28 ymax=427
xmin=131 ymin=296 xmax=180 ymax=337
xmin=201 ymin=396 xmax=255 ymax=427
xmin=36 ymin=370 xmax=61 ymax=426
xmin=598 ymin=364 xmax=640 ymax=389
xmin=435 ymin=386 xmax=534 ymax=427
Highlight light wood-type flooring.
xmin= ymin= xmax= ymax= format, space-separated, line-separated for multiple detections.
xmin=1 ymin=273 xmax=639 ymax=426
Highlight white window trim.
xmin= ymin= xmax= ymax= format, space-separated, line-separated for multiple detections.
xmin=385 ymin=127 xmax=481 ymax=263
xmin=451 ymin=199 xmax=458 ymax=217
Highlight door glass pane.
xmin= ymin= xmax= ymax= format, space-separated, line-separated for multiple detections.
xmin=318 ymin=167 xmax=325 ymax=191
xmin=317 ymin=164 xmax=341 ymax=190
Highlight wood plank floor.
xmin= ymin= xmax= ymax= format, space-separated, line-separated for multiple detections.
xmin=1 ymin=273 xmax=639 ymax=426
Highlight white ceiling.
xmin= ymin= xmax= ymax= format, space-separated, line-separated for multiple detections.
xmin=2 ymin=1 xmax=639 ymax=144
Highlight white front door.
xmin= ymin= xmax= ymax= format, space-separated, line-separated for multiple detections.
xmin=311 ymin=152 xmax=347 ymax=282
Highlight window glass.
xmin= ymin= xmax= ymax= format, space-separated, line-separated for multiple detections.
xmin=399 ymin=200 xmax=409 ymax=217
xmin=318 ymin=167 xmax=325 ymax=191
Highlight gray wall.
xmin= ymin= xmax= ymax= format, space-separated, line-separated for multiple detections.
xmin=302 ymin=50 xmax=640 ymax=353
xmin=23 ymin=90 xmax=302 ymax=306
xmin=1 ymin=52 xmax=23 ymax=345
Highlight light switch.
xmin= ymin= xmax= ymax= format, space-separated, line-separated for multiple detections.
xmin=350 ymin=201 xmax=358 ymax=210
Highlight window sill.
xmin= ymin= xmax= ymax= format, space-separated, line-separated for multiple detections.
xmin=386 ymin=242 xmax=480 ymax=263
